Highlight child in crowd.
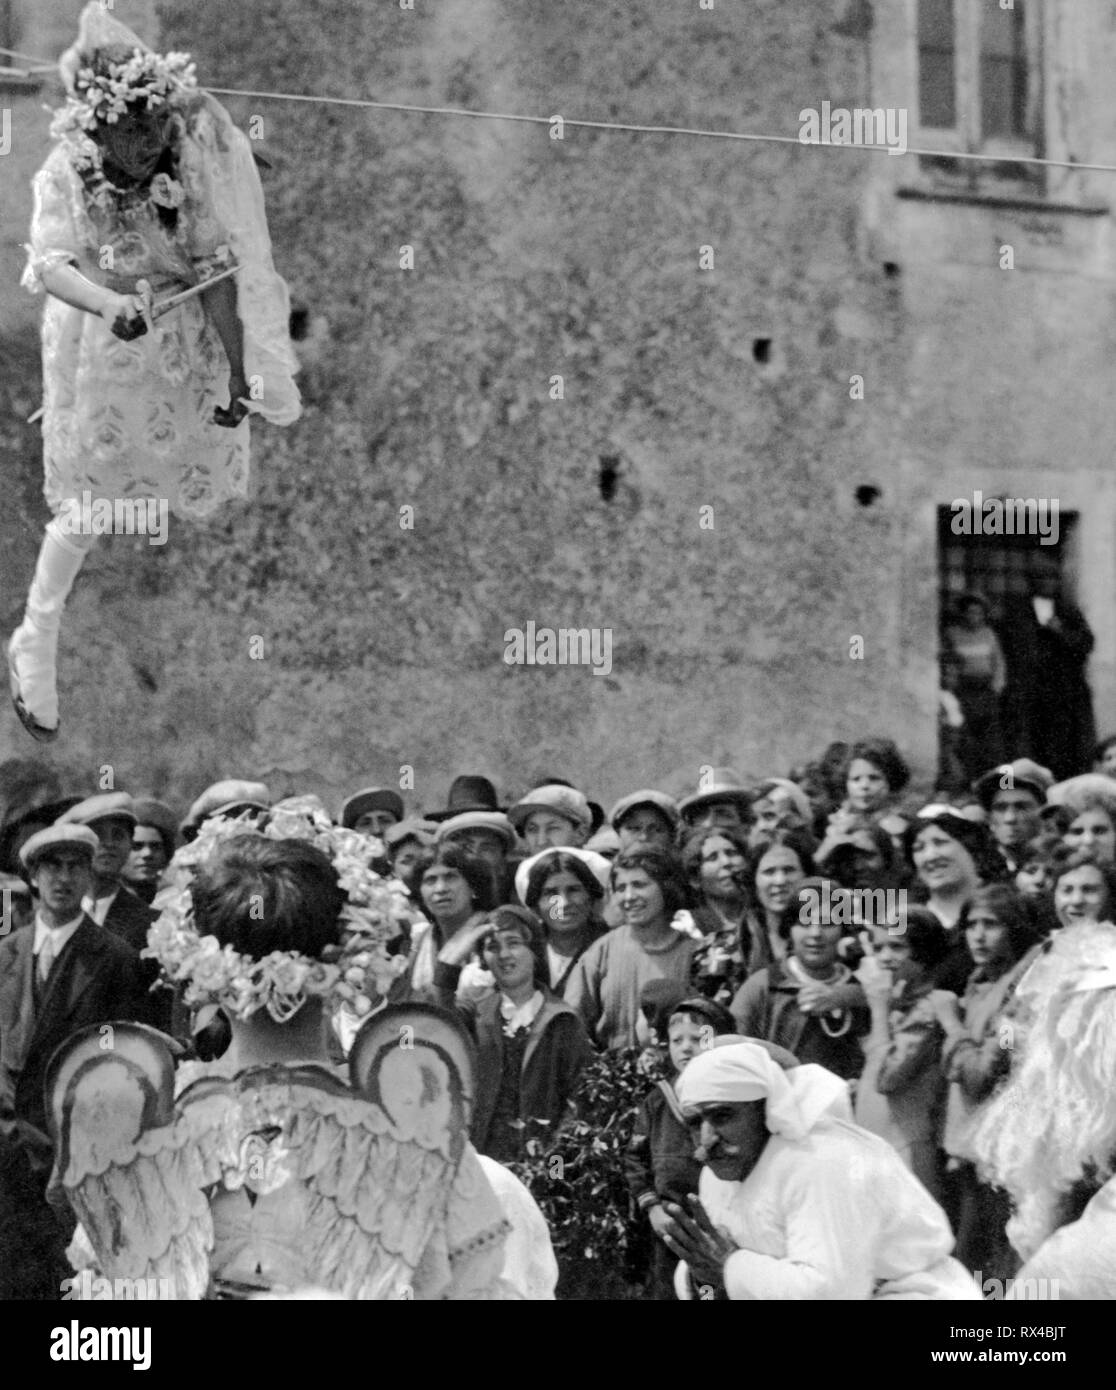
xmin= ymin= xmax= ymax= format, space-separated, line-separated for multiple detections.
xmin=462 ymin=906 xmax=593 ymax=1163
xmin=624 ymin=993 xmax=737 ymax=1299
xmin=854 ymin=908 xmax=951 ymax=1201
xmin=928 ymin=886 xmax=1039 ymax=1280
xmin=730 ymin=879 xmax=868 ymax=1081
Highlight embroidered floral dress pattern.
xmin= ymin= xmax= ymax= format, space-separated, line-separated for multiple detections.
xmin=24 ymin=99 xmax=300 ymax=520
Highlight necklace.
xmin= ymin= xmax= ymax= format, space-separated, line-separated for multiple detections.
xmin=786 ymin=955 xmax=853 ymax=1038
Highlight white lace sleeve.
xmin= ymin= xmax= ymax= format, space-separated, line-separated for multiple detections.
xmin=21 ymin=149 xmax=85 ymax=293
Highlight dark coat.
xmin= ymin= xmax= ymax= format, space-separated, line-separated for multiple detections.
xmin=464 ymin=990 xmax=592 ymax=1158
xmin=102 ymin=886 xmax=172 ymax=1032
xmin=730 ymin=961 xmax=869 ymax=1081
xmin=1000 ymin=595 xmax=1096 ymax=779
xmin=0 ymin=916 xmax=145 ymax=1137
xmin=102 ymin=884 xmax=157 ymax=953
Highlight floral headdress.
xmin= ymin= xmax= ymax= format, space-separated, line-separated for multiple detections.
xmin=49 ymin=4 xmax=198 ymax=202
xmin=145 ymin=795 xmax=415 ymax=1024
xmin=65 ymin=47 xmax=198 ymax=131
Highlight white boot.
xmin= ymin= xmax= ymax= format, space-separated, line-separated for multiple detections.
xmin=8 ymin=513 xmax=94 ymax=738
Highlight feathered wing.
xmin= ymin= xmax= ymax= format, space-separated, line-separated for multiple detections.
xmin=290 ymin=1005 xmax=513 ymax=1298
xmin=50 ymin=1024 xmax=231 ymax=1300
xmin=53 ymin=1007 xmax=514 ymax=1299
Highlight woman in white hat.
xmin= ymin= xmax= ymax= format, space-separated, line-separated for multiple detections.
xmin=519 ymin=848 xmax=610 ymax=997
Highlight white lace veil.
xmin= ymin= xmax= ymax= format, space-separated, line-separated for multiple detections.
xmin=57 ymin=2 xmax=300 ymax=426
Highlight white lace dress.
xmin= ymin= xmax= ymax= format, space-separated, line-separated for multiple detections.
xmin=22 ymin=95 xmax=300 ymax=519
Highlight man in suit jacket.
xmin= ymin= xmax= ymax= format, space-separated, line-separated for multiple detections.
xmin=0 ymin=824 xmax=146 ymax=1141
xmin=57 ymin=791 xmax=155 ymax=952
xmin=0 ymin=824 xmax=146 ymax=1296
xmin=56 ymin=790 xmax=173 ymax=1032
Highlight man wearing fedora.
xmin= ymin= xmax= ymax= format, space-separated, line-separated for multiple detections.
xmin=677 ymin=768 xmax=753 ymax=835
xmin=427 ymin=774 xmax=505 ymax=822
xmin=0 ymin=825 xmax=146 ymax=1295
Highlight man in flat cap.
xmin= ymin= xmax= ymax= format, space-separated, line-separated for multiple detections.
xmin=179 ymin=778 xmax=271 ymax=843
xmin=0 ymin=825 xmax=147 ymax=1295
xmin=436 ymin=810 xmax=520 ymax=906
xmin=339 ymin=786 xmax=405 ymax=839
xmin=57 ymin=792 xmax=155 ymax=953
xmin=973 ymin=758 xmax=1053 ymax=874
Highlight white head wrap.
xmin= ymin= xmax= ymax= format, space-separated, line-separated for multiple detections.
xmin=675 ymin=1041 xmax=848 ymax=1141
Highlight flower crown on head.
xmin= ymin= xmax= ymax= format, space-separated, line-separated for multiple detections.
xmin=144 ymin=795 xmax=415 ymax=1025
xmin=70 ymin=46 xmax=198 ymax=130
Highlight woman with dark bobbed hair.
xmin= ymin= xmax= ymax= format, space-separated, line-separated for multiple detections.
xmin=903 ymin=806 xmax=1010 ymax=993
xmin=566 ymin=848 xmax=697 ymax=1049
xmin=522 ymin=849 xmax=608 ymax=996
xmin=402 ymin=843 xmax=498 ymax=1005
xmin=192 ymin=833 xmax=346 ymax=960
xmin=464 ymin=905 xmax=592 ymax=1163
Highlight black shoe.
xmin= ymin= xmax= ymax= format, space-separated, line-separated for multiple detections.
xmin=7 ymin=635 xmax=59 ymax=743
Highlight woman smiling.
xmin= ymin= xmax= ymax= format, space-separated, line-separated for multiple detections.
xmin=729 ymin=879 xmax=868 ymax=1080
xmin=904 ymin=807 xmax=1007 ymax=993
xmin=566 ymin=850 xmax=697 ymax=1049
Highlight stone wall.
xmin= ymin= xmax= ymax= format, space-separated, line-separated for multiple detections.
xmin=0 ymin=0 xmax=1111 ymax=815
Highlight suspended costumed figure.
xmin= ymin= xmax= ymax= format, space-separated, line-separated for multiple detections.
xmin=9 ymin=2 xmax=300 ymax=741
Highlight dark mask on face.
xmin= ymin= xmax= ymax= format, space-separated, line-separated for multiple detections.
xmin=98 ymin=110 xmax=171 ymax=182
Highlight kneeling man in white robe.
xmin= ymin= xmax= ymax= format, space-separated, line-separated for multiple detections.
xmin=664 ymin=1041 xmax=979 ymax=1300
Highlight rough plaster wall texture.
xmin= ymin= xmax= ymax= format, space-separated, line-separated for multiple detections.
xmin=0 ymin=0 xmax=918 ymax=811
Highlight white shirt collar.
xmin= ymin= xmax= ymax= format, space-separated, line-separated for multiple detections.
xmin=33 ymin=910 xmax=85 ymax=957
xmin=82 ymin=887 xmax=118 ymax=926
xmin=499 ymin=990 xmax=544 ymax=1033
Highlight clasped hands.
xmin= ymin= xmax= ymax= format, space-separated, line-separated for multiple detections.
xmin=654 ymin=1194 xmax=736 ymax=1294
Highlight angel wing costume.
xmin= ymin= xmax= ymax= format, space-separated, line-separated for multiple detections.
xmin=49 ymin=1010 xmax=516 ymax=1299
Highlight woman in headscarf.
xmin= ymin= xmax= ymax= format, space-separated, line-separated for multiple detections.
xmin=662 ymin=1041 xmax=978 ymax=1300
xmin=518 ymin=848 xmax=610 ymax=997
